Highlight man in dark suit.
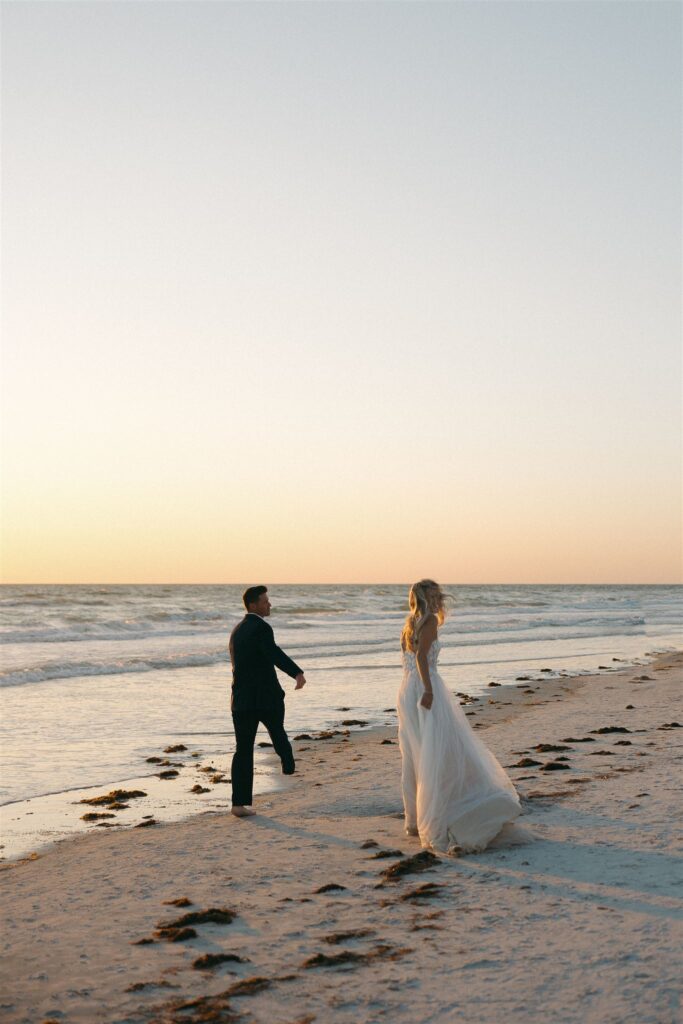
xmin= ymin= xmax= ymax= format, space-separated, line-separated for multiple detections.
xmin=229 ymin=585 xmax=306 ymax=817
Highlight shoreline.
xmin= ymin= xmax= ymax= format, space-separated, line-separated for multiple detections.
xmin=0 ymin=648 xmax=670 ymax=864
xmin=1 ymin=651 xmax=681 ymax=1022
xmin=0 ymin=647 xmax=676 ymax=864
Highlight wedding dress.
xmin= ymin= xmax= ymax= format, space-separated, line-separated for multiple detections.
xmin=398 ymin=638 xmax=521 ymax=854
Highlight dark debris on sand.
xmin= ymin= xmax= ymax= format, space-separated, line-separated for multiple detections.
xmin=160 ymin=907 xmax=237 ymax=929
xmin=79 ymin=788 xmax=146 ymax=807
xmin=303 ymin=944 xmax=412 ymax=970
xmin=398 ymin=882 xmax=445 ymax=902
xmin=225 ymin=976 xmax=272 ymax=996
xmin=155 ymin=926 xmax=198 ymax=943
xmin=380 ymin=851 xmax=440 ymax=882
xmin=125 ymin=979 xmax=179 ymax=992
xmin=192 ymin=953 xmax=250 ymax=971
xmin=314 ymin=883 xmax=347 ymax=894
xmin=151 ymin=989 xmax=242 ymax=1023
xmin=140 ymin=907 xmax=238 ymax=945
xmin=590 ymin=726 xmax=631 ymax=735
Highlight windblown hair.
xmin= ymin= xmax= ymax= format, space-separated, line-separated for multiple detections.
xmin=242 ymin=585 xmax=267 ymax=610
xmin=401 ymin=579 xmax=446 ymax=652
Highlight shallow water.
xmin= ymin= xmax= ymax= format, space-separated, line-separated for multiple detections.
xmin=1 ymin=584 xmax=680 ymax=807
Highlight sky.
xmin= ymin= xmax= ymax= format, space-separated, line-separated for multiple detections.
xmin=1 ymin=1 xmax=681 ymax=585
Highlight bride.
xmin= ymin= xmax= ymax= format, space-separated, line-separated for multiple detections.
xmin=398 ymin=579 xmax=521 ymax=854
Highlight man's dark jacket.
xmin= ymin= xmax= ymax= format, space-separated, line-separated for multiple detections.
xmin=229 ymin=614 xmax=303 ymax=711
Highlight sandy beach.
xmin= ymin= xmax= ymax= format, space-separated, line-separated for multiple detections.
xmin=1 ymin=651 xmax=681 ymax=1024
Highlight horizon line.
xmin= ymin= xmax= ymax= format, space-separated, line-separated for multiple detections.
xmin=1 ymin=581 xmax=681 ymax=588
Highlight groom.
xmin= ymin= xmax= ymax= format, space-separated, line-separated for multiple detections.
xmin=229 ymin=586 xmax=306 ymax=817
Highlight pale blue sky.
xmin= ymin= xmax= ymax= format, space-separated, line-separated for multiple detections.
xmin=2 ymin=1 xmax=681 ymax=583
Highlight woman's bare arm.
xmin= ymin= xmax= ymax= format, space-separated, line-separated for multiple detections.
xmin=416 ymin=614 xmax=438 ymax=710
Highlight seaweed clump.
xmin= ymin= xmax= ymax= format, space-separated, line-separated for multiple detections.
xmin=80 ymin=789 xmax=146 ymax=807
xmin=381 ymin=851 xmax=440 ymax=882
xmin=192 ymin=953 xmax=250 ymax=971
xmin=303 ymin=944 xmax=411 ymax=969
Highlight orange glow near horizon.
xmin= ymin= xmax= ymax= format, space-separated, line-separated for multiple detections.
xmin=2 ymin=475 xmax=680 ymax=584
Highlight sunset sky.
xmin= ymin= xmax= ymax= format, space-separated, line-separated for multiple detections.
xmin=2 ymin=1 xmax=681 ymax=584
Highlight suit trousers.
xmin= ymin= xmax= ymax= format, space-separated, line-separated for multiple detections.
xmin=231 ymin=702 xmax=294 ymax=806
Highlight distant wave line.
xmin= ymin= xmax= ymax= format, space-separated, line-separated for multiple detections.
xmin=0 ymin=613 xmax=648 ymax=647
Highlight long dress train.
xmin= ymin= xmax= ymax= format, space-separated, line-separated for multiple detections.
xmin=398 ymin=639 xmax=521 ymax=854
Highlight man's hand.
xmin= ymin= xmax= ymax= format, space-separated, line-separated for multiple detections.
xmin=420 ymin=691 xmax=433 ymax=710
xmin=295 ymin=673 xmax=306 ymax=690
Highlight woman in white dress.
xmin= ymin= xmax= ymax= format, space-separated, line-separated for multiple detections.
xmin=398 ymin=579 xmax=521 ymax=854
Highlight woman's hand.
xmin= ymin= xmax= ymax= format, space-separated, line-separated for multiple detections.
xmin=420 ymin=691 xmax=433 ymax=710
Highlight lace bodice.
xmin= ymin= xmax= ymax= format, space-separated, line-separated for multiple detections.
xmin=402 ymin=639 xmax=441 ymax=672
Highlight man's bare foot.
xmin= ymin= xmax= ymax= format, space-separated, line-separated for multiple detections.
xmin=231 ymin=805 xmax=256 ymax=817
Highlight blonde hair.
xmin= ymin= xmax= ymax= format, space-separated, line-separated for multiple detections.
xmin=401 ymin=579 xmax=446 ymax=652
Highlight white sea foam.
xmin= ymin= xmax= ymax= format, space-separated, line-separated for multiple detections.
xmin=0 ymin=650 xmax=228 ymax=687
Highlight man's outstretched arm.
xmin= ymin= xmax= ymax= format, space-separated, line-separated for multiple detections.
xmin=259 ymin=623 xmax=306 ymax=687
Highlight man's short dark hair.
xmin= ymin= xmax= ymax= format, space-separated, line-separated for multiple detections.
xmin=243 ymin=585 xmax=267 ymax=610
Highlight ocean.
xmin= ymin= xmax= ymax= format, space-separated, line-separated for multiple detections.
xmin=1 ymin=583 xmax=681 ymax=812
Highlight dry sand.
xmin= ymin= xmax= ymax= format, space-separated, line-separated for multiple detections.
xmin=1 ymin=653 xmax=681 ymax=1024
